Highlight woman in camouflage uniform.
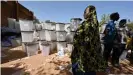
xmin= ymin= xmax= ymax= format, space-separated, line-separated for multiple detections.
xmin=71 ymin=5 xmax=107 ymax=75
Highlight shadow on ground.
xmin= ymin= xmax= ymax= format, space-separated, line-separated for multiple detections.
xmin=1 ymin=67 xmax=24 ymax=75
xmin=109 ymin=60 xmax=133 ymax=74
xmin=1 ymin=47 xmax=27 ymax=64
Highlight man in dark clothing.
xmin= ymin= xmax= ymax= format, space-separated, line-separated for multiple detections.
xmin=103 ymin=12 xmax=120 ymax=67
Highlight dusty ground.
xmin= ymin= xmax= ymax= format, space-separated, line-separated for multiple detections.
xmin=1 ymin=53 xmax=72 ymax=75
xmin=1 ymin=46 xmax=133 ymax=75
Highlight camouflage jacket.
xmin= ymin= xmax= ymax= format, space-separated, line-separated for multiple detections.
xmin=71 ymin=20 xmax=107 ymax=72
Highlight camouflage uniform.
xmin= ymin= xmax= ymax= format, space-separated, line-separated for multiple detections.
xmin=71 ymin=5 xmax=107 ymax=73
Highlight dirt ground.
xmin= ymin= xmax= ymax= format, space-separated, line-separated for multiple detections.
xmin=1 ymin=53 xmax=72 ymax=75
xmin=1 ymin=46 xmax=133 ymax=75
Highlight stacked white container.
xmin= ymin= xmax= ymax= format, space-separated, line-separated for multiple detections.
xmin=39 ymin=40 xmax=56 ymax=55
xmin=39 ymin=41 xmax=50 ymax=56
xmin=65 ymin=18 xmax=82 ymax=52
xmin=44 ymin=21 xmax=56 ymax=41
xmin=56 ymin=23 xmax=65 ymax=31
xmin=39 ymin=21 xmax=57 ymax=55
xmin=66 ymin=25 xmax=74 ymax=52
xmin=45 ymin=30 xmax=56 ymax=41
xmin=56 ymin=31 xmax=66 ymax=41
xmin=45 ymin=21 xmax=56 ymax=53
xmin=66 ymin=31 xmax=74 ymax=52
xmin=19 ymin=19 xmax=38 ymax=56
xmin=26 ymin=42 xmax=39 ymax=56
xmin=19 ymin=20 xmax=36 ymax=42
xmin=65 ymin=23 xmax=74 ymax=43
xmin=56 ymin=23 xmax=67 ymax=54
xmin=70 ymin=18 xmax=82 ymax=31
xmin=19 ymin=20 xmax=35 ymax=32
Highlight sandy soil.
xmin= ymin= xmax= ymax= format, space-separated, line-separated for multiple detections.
xmin=1 ymin=53 xmax=72 ymax=75
xmin=1 ymin=46 xmax=133 ymax=75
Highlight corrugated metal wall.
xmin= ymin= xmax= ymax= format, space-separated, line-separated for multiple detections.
xmin=1 ymin=1 xmax=34 ymax=27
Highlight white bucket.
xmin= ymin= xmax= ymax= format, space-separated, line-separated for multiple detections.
xmin=39 ymin=41 xmax=50 ymax=56
xmin=57 ymin=42 xmax=66 ymax=52
xmin=45 ymin=30 xmax=56 ymax=41
xmin=19 ymin=19 xmax=35 ymax=31
xmin=67 ymin=44 xmax=73 ymax=52
xmin=56 ymin=23 xmax=65 ymax=31
xmin=26 ymin=43 xmax=38 ymax=56
xmin=39 ymin=41 xmax=56 ymax=52
xmin=38 ymin=30 xmax=45 ymax=40
xmin=21 ymin=31 xmax=34 ymax=42
xmin=56 ymin=31 xmax=67 ymax=41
